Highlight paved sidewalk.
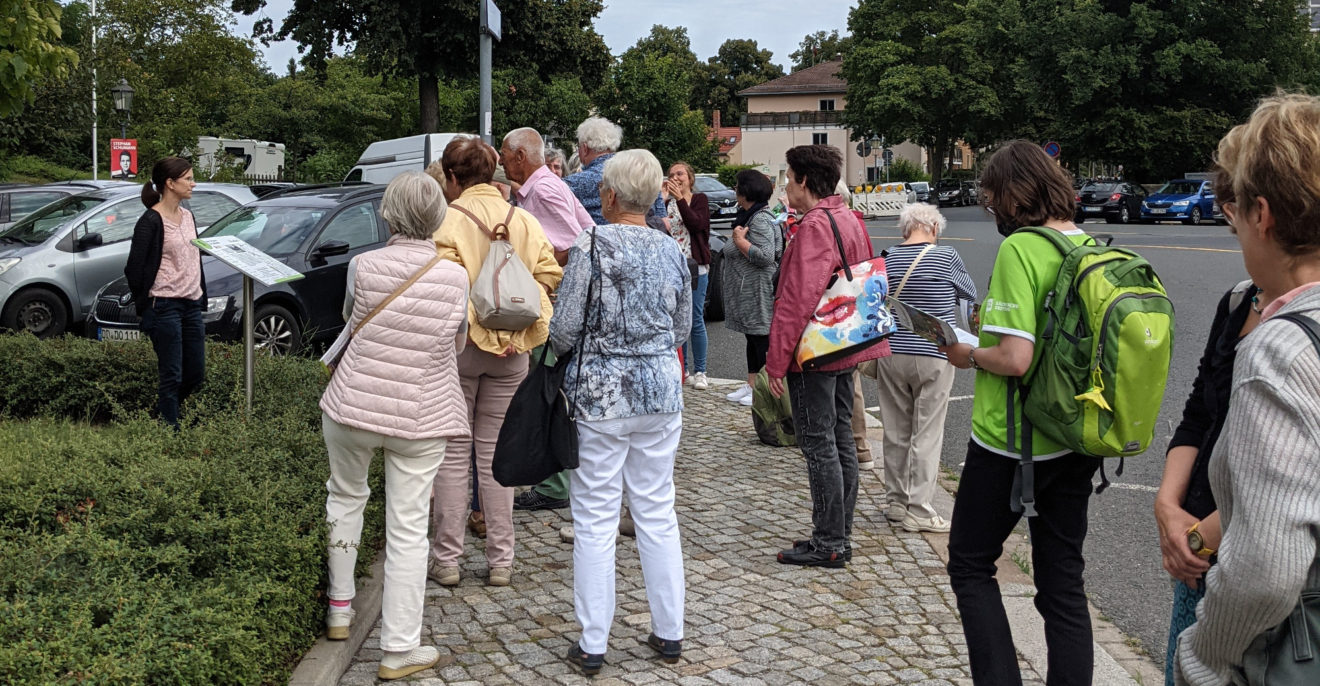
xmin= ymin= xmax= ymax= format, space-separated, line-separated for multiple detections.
xmin=336 ymin=382 xmax=1135 ymax=685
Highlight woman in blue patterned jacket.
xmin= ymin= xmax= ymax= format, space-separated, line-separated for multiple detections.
xmin=549 ymin=149 xmax=692 ymax=676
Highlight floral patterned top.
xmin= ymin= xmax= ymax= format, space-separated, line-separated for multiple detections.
xmin=549 ymin=223 xmax=692 ymax=421
xmin=666 ymin=198 xmax=693 ymax=259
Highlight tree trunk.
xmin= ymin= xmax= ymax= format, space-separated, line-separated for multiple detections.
xmin=419 ymin=74 xmax=439 ymax=133
xmin=931 ymin=139 xmax=947 ymax=183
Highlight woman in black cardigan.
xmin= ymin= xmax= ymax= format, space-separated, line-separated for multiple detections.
xmin=662 ymin=161 xmax=711 ymax=388
xmin=124 ymin=157 xmax=207 ymax=428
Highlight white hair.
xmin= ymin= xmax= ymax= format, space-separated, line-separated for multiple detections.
xmin=898 ymin=202 xmax=947 ymax=239
xmin=503 ymin=127 xmax=545 ymax=164
xmin=601 ymin=149 xmax=662 ymax=214
xmin=545 ymin=147 xmax=565 ymax=166
xmin=835 ymin=179 xmax=853 ymax=208
xmin=576 ymin=116 xmax=623 ymax=154
xmin=566 ymin=151 xmax=582 ymax=175
xmin=381 ymin=171 xmax=447 ymax=240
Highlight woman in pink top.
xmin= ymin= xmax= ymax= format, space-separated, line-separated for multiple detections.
xmin=124 ymin=157 xmax=206 ymax=428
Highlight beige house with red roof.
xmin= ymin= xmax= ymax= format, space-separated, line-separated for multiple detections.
xmin=737 ymin=60 xmax=973 ymax=187
xmin=708 ymin=110 xmax=743 ymax=165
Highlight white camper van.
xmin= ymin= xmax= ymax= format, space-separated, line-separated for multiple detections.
xmin=344 ymin=134 xmax=465 ymax=184
xmin=194 ymin=137 xmax=286 ymax=177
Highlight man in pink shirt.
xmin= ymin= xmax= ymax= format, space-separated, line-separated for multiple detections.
xmin=500 ymin=127 xmax=592 ymax=266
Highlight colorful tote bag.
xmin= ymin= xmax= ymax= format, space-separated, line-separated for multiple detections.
xmin=794 ymin=210 xmax=896 ymax=370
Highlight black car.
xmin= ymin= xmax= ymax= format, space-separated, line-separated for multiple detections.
xmin=695 ymin=175 xmax=738 ymax=228
xmin=89 ymin=184 xmax=388 ymax=354
xmin=1074 ymin=181 xmax=1146 ymax=224
xmin=935 ymin=179 xmax=973 ymax=207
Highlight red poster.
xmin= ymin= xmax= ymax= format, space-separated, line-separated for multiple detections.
xmin=110 ymin=139 xmax=137 ymax=179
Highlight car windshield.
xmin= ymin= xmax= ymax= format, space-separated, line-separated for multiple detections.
xmin=910 ymin=182 xmax=929 ymax=192
xmin=199 ymin=205 xmax=327 ymax=256
xmin=936 ymin=179 xmax=960 ymax=190
xmin=694 ymin=177 xmax=730 ymax=193
xmin=1082 ymin=183 xmax=1118 ymax=193
xmin=1157 ymin=181 xmax=1202 ymax=196
xmin=0 ymin=193 xmax=108 ymax=244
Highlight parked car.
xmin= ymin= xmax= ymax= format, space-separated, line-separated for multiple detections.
xmin=1074 ymin=181 xmax=1146 ymax=224
xmin=0 ymin=180 xmax=131 ymax=232
xmin=694 ymin=175 xmax=738 ymax=228
xmin=1140 ymin=179 xmax=1216 ymax=224
xmin=961 ymin=180 xmax=980 ymax=205
xmin=907 ymin=181 xmax=932 ymax=204
xmin=0 ymin=183 xmax=257 ymax=338
xmin=90 ymin=185 xmax=388 ymax=354
xmin=936 ymin=178 xmax=973 ymax=207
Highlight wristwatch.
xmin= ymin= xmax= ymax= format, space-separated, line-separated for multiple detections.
xmin=967 ymin=348 xmax=981 ymax=370
xmin=1186 ymin=521 xmax=1216 ymax=559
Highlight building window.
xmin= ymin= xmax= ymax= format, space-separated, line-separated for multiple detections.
xmin=819 ymin=99 xmax=836 ymax=111
xmin=812 ymin=133 xmax=828 ymax=145
xmin=953 ymin=146 xmax=964 ymax=166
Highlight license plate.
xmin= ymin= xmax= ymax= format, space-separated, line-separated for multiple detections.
xmin=721 ymin=207 xmax=735 ymax=215
xmin=1085 ymin=207 xmax=1102 ymax=212
xmin=99 ymin=327 xmax=141 ymax=342
xmin=1151 ymin=209 xmax=1166 ymax=214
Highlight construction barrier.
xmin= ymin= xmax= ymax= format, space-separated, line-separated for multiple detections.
xmin=851 ymin=183 xmax=911 ymax=218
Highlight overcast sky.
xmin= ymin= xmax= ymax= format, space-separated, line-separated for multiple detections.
xmin=233 ymin=0 xmax=859 ymax=73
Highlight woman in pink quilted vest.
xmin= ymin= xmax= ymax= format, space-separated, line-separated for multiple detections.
xmin=319 ymin=171 xmax=471 ymax=681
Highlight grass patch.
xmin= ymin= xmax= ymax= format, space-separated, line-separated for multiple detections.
xmin=0 ymin=155 xmax=94 ymax=184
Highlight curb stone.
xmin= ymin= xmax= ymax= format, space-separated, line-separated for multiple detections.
xmin=289 ymin=553 xmax=385 ymax=686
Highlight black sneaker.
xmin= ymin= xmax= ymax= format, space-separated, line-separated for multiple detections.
xmin=644 ymin=633 xmax=682 ymax=664
xmin=514 ymin=490 xmax=569 ymax=511
xmin=777 ymin=543 xmax=848 ymax=568
xmin=792 ymin=539 xmax=852 ymax=562
xmin=565 ymin=643 xmax=605 ymax=676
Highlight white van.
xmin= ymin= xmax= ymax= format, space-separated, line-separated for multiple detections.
xmin=344 ymin=134 xmax=465 ymax=184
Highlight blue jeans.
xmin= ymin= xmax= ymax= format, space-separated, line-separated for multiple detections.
xmin=786 ymin=368 xmax=858 ymax=553
xmin=139 ymin=296 xmax=206 ymax=428
xmin=1166 ymin=580 xmax=1204 ymax=686
xmin=684 ymin=271 xmax=708 ymax=374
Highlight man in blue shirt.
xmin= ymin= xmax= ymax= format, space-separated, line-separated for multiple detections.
xmin=563 ymin=116 xmax=667 ymax=230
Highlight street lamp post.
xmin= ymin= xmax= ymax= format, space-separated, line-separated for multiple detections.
xmin=110 ymin=78 xmax=133 ymax=139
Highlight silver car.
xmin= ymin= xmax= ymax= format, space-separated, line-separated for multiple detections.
xmin=0 ymin=183 xmax=258 ymax=338
xmin=0 ymin=180 xmax=131 ymax=233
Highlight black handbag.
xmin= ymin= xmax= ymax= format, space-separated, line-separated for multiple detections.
xmin=491 ymin=228 xmax=598 ymax=487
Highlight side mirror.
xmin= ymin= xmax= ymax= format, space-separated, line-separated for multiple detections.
xmin=77 ymin=232 xmax=104 ymax=250
xmin=312 ymin=240 xmax=351 ymax=259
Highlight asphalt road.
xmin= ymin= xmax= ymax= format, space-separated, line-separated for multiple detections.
xmin=697 ymin=204 xmax=1246 ymax=667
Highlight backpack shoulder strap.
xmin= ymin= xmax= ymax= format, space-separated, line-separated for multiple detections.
xmin=1227 ymin=279 xmax=1255 ymax=313
xmin=1275 ymin=313 xmax=1320 ymax=359
xmin=448 ymin=202 xmax=495 ymax=241
xmin=1015 ymin=226 xmax=1082 ymax=257
xmin=489 ymin=205 xmax=517 ymax=241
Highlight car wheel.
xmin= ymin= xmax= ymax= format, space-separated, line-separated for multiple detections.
xmin=704 ymin=253 xmax=724 ymax=322
xmin=2 ymin=288 xmax=68 ymax=339
xmin=1119 ymin=205 xmax=1130 ymax=224
xmin=253 ymin=303 xmax=302 ymax=355
xmin=1185 ymin=207 xmax=1202 ymax=225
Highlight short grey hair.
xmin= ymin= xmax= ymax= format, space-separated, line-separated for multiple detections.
xmin=601 ymin=149 xmax=663 ymax=214
xmin=545 ymin=147 xmax=565 ymax=168
xmin=503 ymin=127 xmax=545 ymax=164
xmin=897 ymin=202 xmax=947 ymax=238
xmin=381 ymin=171 xmax=447 ymax=240
xmin=576 ymin=116 xmax=623 ymax=154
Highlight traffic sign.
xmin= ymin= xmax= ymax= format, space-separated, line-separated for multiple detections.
xmin=481 ymin=0 xmax=502 ymax=40
xmin=856 ymin=141 xmax=873 ymax=158
xmin=1043 ymin=141 xmax=1061 ymax=159
xmin=883 ymin=149 xmax=894 ymax=166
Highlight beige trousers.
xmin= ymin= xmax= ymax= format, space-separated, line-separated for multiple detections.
xmin=873 ymin=354 xmax=956 ymax=519
xmin=430 ymin=346 xmax=529 ymax=569
xmin=851 ymin=369 xmax=873 ymax=463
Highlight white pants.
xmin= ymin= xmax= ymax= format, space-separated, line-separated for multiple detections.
xmin=570 ymin=412 xmax=685 ymax=654
xmin=873 ymin=354 xmax=955 ymax=518
xmin=323 ymin=414 xmax=448 ymax=652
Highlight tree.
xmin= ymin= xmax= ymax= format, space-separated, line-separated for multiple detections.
xmin=694 ymin=39 xmax=785 ymax=122
xmin=624 ymin=25 xmax=704 ymax=112
xmin=233 ymin=0 xmax=611 ymax=134
xmin=789 ymin=30 xmax=853 ymax=72
xmin=0 ymin=0 xmax=79 ymax=116
xmin=841 ymin=0 xmax=1003 ymax=182
xmin=595 ymin=50 xmax=717 ymax=169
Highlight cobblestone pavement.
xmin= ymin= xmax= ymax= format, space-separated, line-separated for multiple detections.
xmin=339 ymin=384 xmax=1045 ymax=685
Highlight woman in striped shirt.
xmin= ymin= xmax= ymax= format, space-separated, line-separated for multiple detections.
xmin=875 ymin=203 xmax=977 ymax=533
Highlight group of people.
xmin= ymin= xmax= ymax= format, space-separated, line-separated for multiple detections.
xmin=122 ymin=93 xmax=1320 ymax=684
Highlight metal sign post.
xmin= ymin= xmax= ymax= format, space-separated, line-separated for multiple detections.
xmin=192 ymin=236 xmax=305 ymax=414
xmin=479 ymin=0 xmax=502 ymax=144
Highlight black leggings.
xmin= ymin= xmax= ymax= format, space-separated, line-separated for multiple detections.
xmin=745 ymin=334 xmax=770 ymax=375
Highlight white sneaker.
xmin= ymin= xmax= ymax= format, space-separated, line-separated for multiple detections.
xmin=693 ymin=372 xmax=710 ymax=390
xmin=326 ymin=607 xmax=354 ymax=641
xmin=726 ymin=384 xmax=752 ymax=402
xmin=901 ymin=513 xmax=952 ymax=533
xmin=739 ymin=393 xmax=754 ymax=406
xmin=378 ymin=646 xmax=440 ymax=680
xmin=886 ymin=503 xmax=907 ymax=523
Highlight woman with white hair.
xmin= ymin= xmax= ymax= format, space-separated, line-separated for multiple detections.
xmin=549 ymin=149 xmax=692 ymax=676
xmin=874 ymin=202 xmax=977 ymax=533
xmin=319 ymin=171 xmax=471 ymax=680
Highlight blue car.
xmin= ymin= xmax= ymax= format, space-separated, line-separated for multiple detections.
xmin=1140 ymin=179 xmax=1217 ymax=225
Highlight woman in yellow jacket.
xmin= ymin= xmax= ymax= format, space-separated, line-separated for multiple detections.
xmin=428 ymin=136 xmax=562 ymax=587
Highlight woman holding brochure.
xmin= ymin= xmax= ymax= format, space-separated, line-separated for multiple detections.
xmin=876 ymin=203 xmax=977 ymax=533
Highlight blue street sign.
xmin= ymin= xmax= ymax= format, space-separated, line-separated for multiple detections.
xmin=1043 ymin=141 xmax=1061 ymax=159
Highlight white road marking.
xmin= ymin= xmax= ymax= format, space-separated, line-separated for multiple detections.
xmin=949 ymin=395 xmax=975 ymax=402
xmin=1105 ymin=482 xmax=1160 ymax=493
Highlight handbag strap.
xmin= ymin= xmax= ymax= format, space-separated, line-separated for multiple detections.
xmin=450 ymin=202 xmax=517 ymax=241
xmin=1276 ymin=312 xmax=1320 ymax=359
xmin=351 ymin=254 xmax=444 ymax=337
xmin=892 ymin=245 xmax=935 ymax=298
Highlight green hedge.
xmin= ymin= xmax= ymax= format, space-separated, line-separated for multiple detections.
xmin=0 ymin=334 xmax=385 ymax=684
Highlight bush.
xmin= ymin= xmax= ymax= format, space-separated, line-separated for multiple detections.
xmin=0 ymin=334 xmax=386 ymax=685
xmin=0 ymin=155 xmax=92 ymax=184
xmin=884 ymin=158 xmax=930 ymax=183
xmin=715 ymin=163 xmax=758 ymax=189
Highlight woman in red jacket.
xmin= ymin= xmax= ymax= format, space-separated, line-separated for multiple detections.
xmin=767 ymin=145 xmax=889 ymax=568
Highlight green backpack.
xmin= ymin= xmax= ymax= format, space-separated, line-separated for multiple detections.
xmin=1010 ymin=227 xmax=1174 ymax=514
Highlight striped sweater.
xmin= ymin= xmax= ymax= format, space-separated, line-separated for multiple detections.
xmin=1175 ymin=285 xmax=1320 ymax=686
xmin=883 ymin=242 xmax=977 ymax=358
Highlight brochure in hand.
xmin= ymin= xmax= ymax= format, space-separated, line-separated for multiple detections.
xmin=886 ymin=296 xmax=980 ymax=347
